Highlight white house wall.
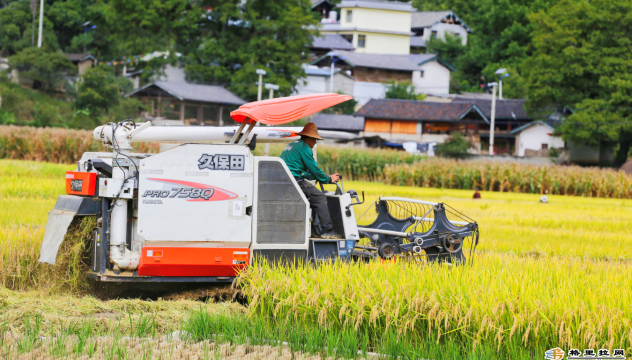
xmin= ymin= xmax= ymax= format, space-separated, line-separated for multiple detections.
xmin=413 ymin=61 xmax=450 ymax=95
xmin=294 ymin=73 xmax=354 ymax=96
xmin=423 ymin=23 xmax=468 ymax=45
xmin=353 ymin=81 xmax=386 ymax=105
xmin=295 ymin=75 xmax=328 ymax=96
xmin=516 ymin=124 xmax=565 ymax=157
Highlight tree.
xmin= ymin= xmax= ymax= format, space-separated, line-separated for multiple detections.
xmin=425 ymin=33 xmax=465 ymax=66
xmin=9 ymin=47 xmax=74 ymax=92
xmin=384 ymin=80 xmax=424 ymax=100
xmin=524 ymin=0 xmax=632 ymax=167
xmin=435 ymin=133 xmax=473 ymax=158
xmin=0 ymin=0 xmax=60 ymax=55
xmin=412 ymin=0 xmax=557 ymax=98
xmin=184 ymin=0 xmax=319 ymax=101
xmin=75 ymin=65 xmax=133 ymax=113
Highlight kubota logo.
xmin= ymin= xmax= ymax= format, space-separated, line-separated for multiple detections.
xmin=143 ymin=178 xmax=238 ymax=202
xmin=265 ymin=129 xmax=298 ymax=138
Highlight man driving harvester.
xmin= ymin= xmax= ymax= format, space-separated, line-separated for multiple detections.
xmin=280 ymin=123 xmax=341 ymax=239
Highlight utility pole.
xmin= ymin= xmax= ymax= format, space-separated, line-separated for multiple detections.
xmin=488 ymin=82 xmax=498 ymax=155
xmin=256 ymin=69 xmax=266 ymax=101
xmin=327 ymin=51 xmax=338 ymax=92
xmin=37 ymin=0 xmax=44 ymax=48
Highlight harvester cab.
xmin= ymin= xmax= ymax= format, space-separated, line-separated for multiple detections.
xmin=39 ymin=93 xmax=479 ymax=285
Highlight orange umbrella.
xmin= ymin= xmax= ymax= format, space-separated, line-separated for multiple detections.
xmin=230 ymin=93 xmax=353 ymax=125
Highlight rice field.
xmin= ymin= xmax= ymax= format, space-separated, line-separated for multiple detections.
xmin=1 ymin=159 xmax=631 ymax=359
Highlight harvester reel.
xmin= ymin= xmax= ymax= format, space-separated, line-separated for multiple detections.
xmin=355 ymin=199 xmax=478 ymax=264
xmin=443 ymin=233 xmax=463 ymax=253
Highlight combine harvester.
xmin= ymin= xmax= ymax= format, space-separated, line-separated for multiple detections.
xmin=39 ymin=93 xmax=479 ymax=285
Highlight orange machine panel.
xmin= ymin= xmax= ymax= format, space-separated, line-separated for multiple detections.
xmin=137 ymin=247 xmax=250 ymax=277
xmin=66 ymin=171 xmax=97 ymax=196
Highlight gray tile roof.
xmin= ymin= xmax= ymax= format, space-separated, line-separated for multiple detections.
xmin=411 ymin=10 xmax=452 ymax=28
xmin=453 ymin=98 xmax=531 ymax=120
xmin=356 ymin=99 xmax=488 ymax=123
xmin=312 ymin=114 xmax=365 ymax=131
xmin=411 ymin=10 xmax=473 ymax=32
xmin=65 ymin=53 xmax=97 ymax=63
xmin=311 ymin=35 xmax=355 ymax=50
xmin=125 ymin=81 xmax=247 ymax=105
xmin=410 ymin=36 xmax=426 ymax=47
xmin=315 ymin=50 xmax=439 ymax=72
xmin=338 ymin=0 xmax=413 ymax=12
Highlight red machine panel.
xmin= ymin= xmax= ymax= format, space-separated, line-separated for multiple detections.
xmin=65 ymin=171 xmax=97 ymax=196
xmin=137 ymin=247 xmax=249 ymax=277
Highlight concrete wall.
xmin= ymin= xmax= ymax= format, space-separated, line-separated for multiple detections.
xmin=161 ymin=64 xmax=186 ymax=82
xmin=515 ymin=124 xmax=565 ymax=157
xmin=422 ymin=23 xmax=468 ymax=45
xmin=295 ymin=73 xmax=354 ymax=96
xmin=413 ymin=60 xmax=450 ymax=95
xmin=77 ymin=60 xmax=94 ymax=75
xmin=353 ymin=81 xmax=386 ymax=105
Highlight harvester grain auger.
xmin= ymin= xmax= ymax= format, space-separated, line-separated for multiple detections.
xmin=38 ymin=93 xmax=480 ymax=286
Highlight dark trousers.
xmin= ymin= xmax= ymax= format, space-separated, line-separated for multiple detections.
xmin=296 ymin=179 xmax=333 ymax=232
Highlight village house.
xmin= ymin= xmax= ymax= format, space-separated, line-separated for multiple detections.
xmin=298 ymin=0 xmax=471 ymax=104
xmin=307 ymin=51 xmax=455 ymax=104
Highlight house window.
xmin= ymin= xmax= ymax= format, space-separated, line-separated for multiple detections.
xmin=358 ymin=35 xmax=366 ymax=48
xmin=346 ymin=10 xmax=352 ymax=22
xmin=542 ymin=144 xmax=549 ymax=150
xmin=431 ymin=30 xmax=438 ymax=39
xmin=420 ymin=70 xmax=424 ymax=78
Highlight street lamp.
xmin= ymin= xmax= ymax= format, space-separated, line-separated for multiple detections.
xmin=256 ymin=69 xmax=266 ymax=101
xmin=265 ymin=83 xmax=279 ymax=99
xmin=488 ymin=82 xmax=498 ymax=155
xmin=82 ymin=21 xmax=97 ymax=53
xmin=326 ymin=51 xmax=346 ymax=93
xmin=495 ymin=68 xmax=509 ymax=100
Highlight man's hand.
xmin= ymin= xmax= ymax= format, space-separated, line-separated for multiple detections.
xmin=330 ymin=173 xmax=340 ymax=183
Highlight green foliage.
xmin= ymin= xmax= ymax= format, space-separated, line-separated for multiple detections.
xmin=75 ymin=66 xmax=133 ymax=114
xmin=435 ymin=133 xmax=472 ymax=158
xmin=384 ymin=80 xmax=425 ymax=100
xmin=322 ymin=93 xmax=357 ymax=114
xmin=0 ymin=0 xmax=60 ymax=55
xmin=8 ymin=47 xmax=75 ymax=93
xmin=184 ymin=0 xmax=319 ymax=101
xmin=425 ymin=33 xmax=465 ymax=66
xmin=412 ymin=0 xmax=556 ymax=98
xmin=525 ymin=0 xmax=632 ymax=167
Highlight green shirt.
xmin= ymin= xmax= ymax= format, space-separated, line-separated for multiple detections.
xmin=280 ymin=139 xmax=331 ymax=184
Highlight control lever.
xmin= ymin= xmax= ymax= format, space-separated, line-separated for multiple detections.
xmin=345 ymin=191 xmax=365 ymax=217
